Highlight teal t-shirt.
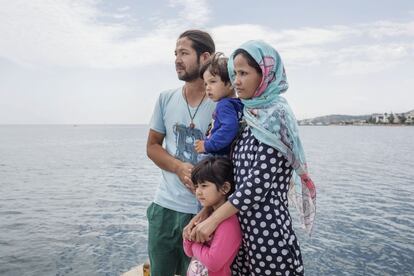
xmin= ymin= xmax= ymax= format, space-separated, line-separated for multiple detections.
xmin=149 ymin=87 xmax=216 ymax=214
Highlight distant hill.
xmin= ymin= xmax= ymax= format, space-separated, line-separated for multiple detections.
xmin=299 ymin=110 xmax=414 ymax=125
xmin=299 ymin=114 xmax=371 ymax=125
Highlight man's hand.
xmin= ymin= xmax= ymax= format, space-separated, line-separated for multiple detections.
xmin=194 ymin=140 xmax=205 ymax=153
xmin=175 ymin=161 xmax=195 ymax=193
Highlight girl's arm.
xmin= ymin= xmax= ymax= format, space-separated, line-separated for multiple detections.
xmin=190 ymin=217 xmax=241 ymax=272
xmin=183 ymin=239 xmax=194 ymax=257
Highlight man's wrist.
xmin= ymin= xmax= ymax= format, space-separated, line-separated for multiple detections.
xmin=172 ymin=159 xmax=182 ymax=174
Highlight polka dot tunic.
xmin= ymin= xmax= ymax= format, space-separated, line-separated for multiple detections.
xmin=229 ymin=126 xmax=304 ymax=276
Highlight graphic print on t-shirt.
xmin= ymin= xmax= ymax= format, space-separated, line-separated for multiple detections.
xmin=173 ymin=123 xmax=204 ymax=164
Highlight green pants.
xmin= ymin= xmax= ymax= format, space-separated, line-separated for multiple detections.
xmin=147 ymin=202 xmax=193 ymax=276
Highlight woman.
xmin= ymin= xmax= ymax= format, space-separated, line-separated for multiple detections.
xmin=186 ymin=40 xmax=316 ymax=276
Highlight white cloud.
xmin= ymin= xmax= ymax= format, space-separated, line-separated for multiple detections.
xmin=168 ymin=0 xmax=210 ymax=26
xmin=212 ymin=21 xmax=414 ymax=75
xmin=0 ymin=0 xmax=208 ymax=69
xmin=0 ymin=1 xmax=413 ymax=75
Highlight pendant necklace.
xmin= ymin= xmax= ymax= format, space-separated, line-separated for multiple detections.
xmin=183 ymin=86 xmax=206 ymax=129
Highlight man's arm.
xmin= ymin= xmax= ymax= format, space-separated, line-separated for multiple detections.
xmin=146 ymin=129 xmax=194 ymax=191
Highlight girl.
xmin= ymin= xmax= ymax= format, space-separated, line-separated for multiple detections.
xmin=185 ymin=40 xmax=317 ymax=276
xmin=183 ymin=157 xmax=242 ymax=276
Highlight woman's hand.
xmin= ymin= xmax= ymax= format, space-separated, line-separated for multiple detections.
xmin=190 ymin=202 xmax=239 ymax=242
xmin=183 ymin=207 xmax=212 ymax=240
xmin=190 ymin=215 xmax=219 ymax=243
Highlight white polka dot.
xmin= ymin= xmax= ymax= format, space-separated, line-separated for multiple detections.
xmin=260 ymin=155 xmax=266 ymax=161
xmin=245 ymin=189 xmax=251 ymax=195
xmin=260 ymin=221 xmax=267 ymax=228
xmin=282 ymin=249 xmax=288 ymax=255
xmin=263 ymin=173 xmax=270 ymax=179
xmin=267 ymin=148 xmax=274 ymax=154
xmin=260 ymin=246 xmax=266 ymax=252
xmin=279 ymin=175 xmax=285 ymax=182
xmin=232 ymin=199 xmax=239 ymax=205
xmin=260 ymin=163 xmax=268 ymax=169
xmin=268 ymin=239 xmax=274 ymax=246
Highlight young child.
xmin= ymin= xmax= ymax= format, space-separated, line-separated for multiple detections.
xmin=194 ymin=53 xmax=243 ymax=157
xmin=183 ymin=157 xmax=241 ymax=276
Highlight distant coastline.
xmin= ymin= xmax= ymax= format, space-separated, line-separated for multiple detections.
xmin=299 ymin=109 xmax=414 ymax=126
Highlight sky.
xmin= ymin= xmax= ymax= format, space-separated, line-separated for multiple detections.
xmin=0 ymin=0 xmax=413 ymax=124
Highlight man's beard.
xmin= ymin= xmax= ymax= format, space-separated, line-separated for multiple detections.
xmin=178 ymin=69 xmax=199 ymax=82
xmin=177 ymin=58 xmax=200 ymax=82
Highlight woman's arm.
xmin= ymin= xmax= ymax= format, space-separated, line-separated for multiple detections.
xmin=183 ymin=207 xmax=213 ymax=240
xmin=191 ymin=201 xmax=239 ymax=243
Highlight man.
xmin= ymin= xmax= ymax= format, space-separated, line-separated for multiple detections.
xmin=146 ymin=30 xmax=216 ymax=276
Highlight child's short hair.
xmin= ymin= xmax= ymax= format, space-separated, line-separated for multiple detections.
xmin=191 ymin=156 xmax=235 ymax=197
xmin=199 ymin=52 xmax=230 ymax=84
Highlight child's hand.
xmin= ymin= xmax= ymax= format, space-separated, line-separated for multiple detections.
xmin=194 ymin=140 xmax=205 ymax=153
